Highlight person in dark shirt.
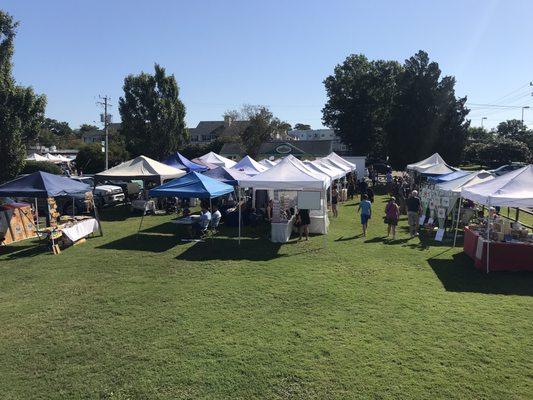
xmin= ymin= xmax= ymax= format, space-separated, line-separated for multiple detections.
xmin=406 ymin=190 xmax=421 ymax=237
xmin=296 ymin=208 xmax=310 ymax=241
xmin=358 ymin=179 xmax=368 ymax=200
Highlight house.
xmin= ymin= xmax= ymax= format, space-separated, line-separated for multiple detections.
xmin=81 ymin=123 xmax=122 ymax=144
xmin=220 ymin=140 xmax=333 ymax=160
xmin=189 ymin=116 xmax=251 ymax=144
xmin=288 ymin=129 xmax=347 ymax=152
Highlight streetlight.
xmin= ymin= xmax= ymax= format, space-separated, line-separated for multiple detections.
xmin=522 ymin=106 xmax=530 ymax=123
xmin=481 ymin=117 xmax=487 ymax=128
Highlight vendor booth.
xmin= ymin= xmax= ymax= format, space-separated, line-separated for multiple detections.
xmin=26 ymin=153 xmax=48 ymax=162
xmin=407 ymin=153 xmax=454 ymax=175
xmin=0 ymin=171 xmax=101 ymax=252
xmin=197 ymin=151 xmax=236 ymax=168
xmin=259 ymin=159 xmax=276 ymax=168
xmin=203 ymin=166 xmax=249 ymax=186
xmin=238 ymin=156 xmax=330 ymax=243
xmin=162 ymin=152 xmax=208 ymax=172
xmin=231 ymin=155 xmax=268 ymax=176
xmin=459 ymin=165 xmax=533 ymax=272
xmin=323 ymin=152 xmax=357 ymax=172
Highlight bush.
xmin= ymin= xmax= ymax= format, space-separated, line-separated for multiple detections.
xmin=75 ymin=144 xmax=105 ymax=174
xmin=21 ymin=160 xmax=62 ymax=175
xmin=466 ymin=138 xmax=531 ymax=168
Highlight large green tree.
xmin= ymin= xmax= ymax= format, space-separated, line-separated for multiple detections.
xmin=495 ymin=119 xmax=532 ymax=147
xmin=293 ymin=123 xmax=311 ymax=130
xmin=387 ymin=51 xmax=469 ymax=167
xmin=118 ymin=64 xmax=187 ymax=160
xmin=0 ymin=11 xmax=46 ymax=182
xmin=322 ymin=55 xmax=401 ymax=158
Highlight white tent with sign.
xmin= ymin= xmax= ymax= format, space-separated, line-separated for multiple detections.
xmin=323 ymin=152 xmax=356 ymax=171
xmin=406 ymin=153 xmax=454 ymax=175
xmin=198 ymin=151 xmax=236 ymax=168
xmin=238 ymin=156 xmax=330 ymax=243
xmin=231 ymin=155 xmax=268 ymax=176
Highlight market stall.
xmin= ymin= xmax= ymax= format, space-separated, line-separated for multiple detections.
xmin=197 ymin=151 xmax=236 ymax=168
xmin=460 ymin=165 xmax=533 ymax=272
xmin=238 ymin=156 xmax=330 ymax=243
xmin=162 ymin=152 xmax=208 ymax=172
xmin=322 ymin=152 xmax=357 ymax=172
xmin=231 ymin=155 xmax=268 ymax=176
xmin=203 ymin=166 xmax=249 ymax=186
xmin=406 ymin=153 xmax=455 ymax=175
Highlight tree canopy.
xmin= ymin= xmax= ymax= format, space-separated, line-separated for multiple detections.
xmin=118 ymin=64 xmax=187 ymax=160
xmin=322 ymin=51 xmax=470 ymax=167
xmin=293 ymin=123 xmax=311 ymax=130
xmin=0 ymin=11 xmax=46 ymax=183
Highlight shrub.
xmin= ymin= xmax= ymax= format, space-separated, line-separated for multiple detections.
xmin=21 ymin=160 xmax=62 ymax=175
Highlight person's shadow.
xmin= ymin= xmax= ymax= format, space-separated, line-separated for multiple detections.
xmin=335 ymin=234 xmax=361 ymax=242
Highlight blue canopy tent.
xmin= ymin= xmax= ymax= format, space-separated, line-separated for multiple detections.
xmin=427 ymin=170 xmax=470 ymax=184
xmin=203 ymin=166 xmax=249 ymax=186
xmin=162 ymin=152 xmax=208 ymax=172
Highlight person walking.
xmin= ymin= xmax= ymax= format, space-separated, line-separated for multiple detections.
xmin=296 ymin=208 xmax=310 ymax=241
xmin=385 ymin=197 xmax=400 ymax=239
xmin=406 ymin=190 xmax=422 ymax=237
xmin=331 ymin=187 xmax=339 ymax=218
xmin=357 ymin=194 xmax=372 ymax=237
xmin=386 ymin=171 xmax=393 ymax=195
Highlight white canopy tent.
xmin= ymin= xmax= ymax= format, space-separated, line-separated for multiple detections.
xmin=437 ymin=170 xmax=494 ymax=195
xmin=198 ymin=151 xmax=236 ymax=168
xmin=43 ymin=153 xmax=64 ymax=163
xmin=309 ymin=159 xmax=345 ymax=180
xmin=26 ymin=153 xmax=48 ymax=162
xmin=319 ymin=158 xmax=350 ymax=175
xmin=323 ymin=152 xmax=356 ymax=171
xmin=406 ymin=153 xmax=454 ymax=175
xmin=458 ymin=165 xmax=533 ymax=273
xmin=95 ymin=155 xmax=185 ymax=183
xmin=258 ymin=159 xmax=276 ymax=168
xmin=231 ymin=155 xmax=268 ymax=176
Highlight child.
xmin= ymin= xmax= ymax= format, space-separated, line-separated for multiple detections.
xmin=357 ymin=194 xmax=372 ymax=237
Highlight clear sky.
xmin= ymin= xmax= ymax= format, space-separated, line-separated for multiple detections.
xmin=3 ymin=0 xmax=533 ymax=131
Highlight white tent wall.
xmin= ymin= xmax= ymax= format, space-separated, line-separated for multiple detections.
xmin=342 ymin=156 xmax=366 ymax=177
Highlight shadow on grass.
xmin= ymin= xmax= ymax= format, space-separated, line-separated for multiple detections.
xmin=1 ymin=242 xmax=48 ymax=260
xmin=428 ymin=253 xmax=533 ymax=296
xmin=176 ymin=237 xmax=286 ymax=262
xmin=97 ymin=232 xmax=181 ymax=253
xmin=98 ymin=204 xmax=134 ymax=222
xmin=335 ymin=234 xmax=360 ymax=242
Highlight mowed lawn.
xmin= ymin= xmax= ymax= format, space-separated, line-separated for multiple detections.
xmin=1 ymin=195 xmax=532 ymax=399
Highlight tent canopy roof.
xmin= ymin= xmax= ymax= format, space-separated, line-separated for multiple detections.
xmin=95 ymin=155 xmax=185 ymax=181
xmin=148 ymin=171 xmax=234 ymax=199
xmin=309 ymin=159 xmax=345 ymax=180
xmin=461 ymin=165 xmax=533 ymax=207
xmin=324 ymin=152 xmax=356 ymax=171
xmin=26 ymin=153 xmax=48 ymax=162
xmin=0 ymin=171 xmax=91 ymax=198
xmin=258 ymin=159 xmax=276 ymax=168
xmin=407 ymin=153 xmax=454 ymax=175
xmin=203 ymin=166 xmax=249 ymax=186
xmin=436 ymin=170 xmax=494 ymax=194
xmin=162 ymin=152 xmax=207 ymax=172
xmin=238 ymin=155 xmax=329 ymax=190
xmin=231 ymin=155 xmax=268 ymax=176
xmin=428 ymin=169 xmax=470 ymax=183
xmin=198 ymin=151 xmax=236 ymax=168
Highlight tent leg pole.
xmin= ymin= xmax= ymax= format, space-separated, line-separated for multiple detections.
xmin=453 ymin=198 xmax=462 ymax=247
xmin=93 ymin=199 xmax=103 ymax=236
xmin=34 ymin=198 xmax=39 ymax=231
xmin=323 ymin=189 xmax=327 ymax=248
xmin=137 ymin=209 xmax=146 ymax=235
xmin=486 ymin=200 xmax=490 ymax=274
xmin=209 ymin=197 xmax=213 ymax=244
xmin=72 ymin=197 xmax=75 ymax=217
xmin=238 ymin=188 xmax=242 ymax=245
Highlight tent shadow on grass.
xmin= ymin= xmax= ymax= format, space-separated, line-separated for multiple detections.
xmin=0 ymin=242 xmax=47 ymax=260
xmin=176 ymin=237 xmax=285 ymax=262
xmin=97 ymin=232 xmax=181 ymax=253
xmin=428 ymin=252 xmax=533 ymax=296
xmin=98 ymin=205 xmax=134 ymax=222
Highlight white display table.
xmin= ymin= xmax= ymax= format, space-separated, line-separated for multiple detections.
xmin=61 ymin=218 xmax=99 ymax=242
xmin=309 ymin=214 xmax=329 ymax=234
xmin=271 ymin=216 xmax=295 ymax=243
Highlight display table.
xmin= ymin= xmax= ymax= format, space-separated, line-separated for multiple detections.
xmin=62 ymin=218 xmax=100 ymax=243
xmin=463 ymin=226 xmax=533 ymax=272
xmin=271 ymin=216 xmax=295 ymax=243
xmin=309 ymin=214 xmax=329 ymax=234
xmin=171 ymin=215 xmax=200 ymax=225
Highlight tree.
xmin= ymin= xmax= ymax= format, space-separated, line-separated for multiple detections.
xmin=75 ymin=144 xmax=104 ymax=174
xmin=119 ymin=63 xmax=187 ymax=160
xmin=495 ymin=119 xmax=532 ymax=146
xmin=474 ymin=138 xmax=531 ymax=168
xmin=0 ymin=11 xmax=46 ymax=183
xmin=387 ymin=51 xmax=469 ymax=167
xmin=38 ymin=118 xmax=80 ymax=148
xmin=293 ymin=123 xmax=311 ymax=130
xmin=467 ymin=126 xmax=493 ymax=143
xmin=322 ymin=55 xmax=402 ymax=158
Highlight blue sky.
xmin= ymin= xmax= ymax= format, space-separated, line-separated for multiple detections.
xmin=3 ymin=0 xmax=533 ymax=130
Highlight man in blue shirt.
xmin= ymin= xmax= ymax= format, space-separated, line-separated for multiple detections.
xmin=357 ymin=194 xmax=372 ymax=237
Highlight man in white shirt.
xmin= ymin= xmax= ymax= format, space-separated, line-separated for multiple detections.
xmin=211 ymin=204 xmax=222 ymax=229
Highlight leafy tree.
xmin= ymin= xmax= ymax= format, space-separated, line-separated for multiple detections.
xmin=21 ymin=160 xmax=61 ymax=175
xmin=467 ymin=138 xmax=531 ymax=168
xmin=0 ymin=11 xmax=46 ymax=183
xmin=322 ymin=55 xmax=402 ymax=158
xmin=293 ymin=123 xmax=311 ymax=130
xmin=79 ymin=124 xmax=99 ymax=133
xmin=387 ymin=51 xmax=469 ymax=167
xmin=119 ymin=63 xmax=187 ymax=160
xmin=75 ymin=144 xmax=105 ymax=174
xmin=180 ymin=138 xmax=225 ymax=160
xmin=495 ymin=119 xmax=532 ymax=146
xmin=467 ymin=126 xmax=493 ymax=143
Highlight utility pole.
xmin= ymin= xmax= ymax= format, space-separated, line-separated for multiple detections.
xmin=481 ymin=117 xmax=487 ymax=128
xmin=97 ymin=96 xmax=112 ymax=169
xmin=521 ymin=106 xmax=530 ymax=123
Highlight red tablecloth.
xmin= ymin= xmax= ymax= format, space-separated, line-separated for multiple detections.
xmin=463 ymin=226 xmax=533 ymax=272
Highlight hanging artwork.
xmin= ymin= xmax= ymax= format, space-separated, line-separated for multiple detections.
xmin=441 ymin=197 xmax=450 ymax=208
xmin=437 ymin=207 xmax=446 ymax=219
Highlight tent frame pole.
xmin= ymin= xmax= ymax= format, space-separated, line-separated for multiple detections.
xmin=137 ymin=202 xmax=147 ymax=235
xmin=323 ymin=188 xmax=327 ymax=248
xmin=453 ymin=197 xmax=463 ymax=247
xmin=238 ymin=187 xmax=242 ymax=245
xmin=92 ymin=198 xmax=103 ymax=236
xmin=486 ymin=199 xmax=491 ymax=274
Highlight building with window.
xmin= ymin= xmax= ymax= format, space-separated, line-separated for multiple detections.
xmin=288 ymin=129 xmax=347 ymax=152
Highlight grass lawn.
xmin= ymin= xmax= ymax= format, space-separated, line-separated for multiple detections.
xmin=1 ymin=195 xmax=532 ymax=399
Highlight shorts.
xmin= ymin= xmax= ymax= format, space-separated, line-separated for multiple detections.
xmin=408 ymin=211 xmax=419 ymax=227
xmin=361 ymin=214 xmax=371 ymax=225
xmin=385 ymin=217 xmax=398 ymax=226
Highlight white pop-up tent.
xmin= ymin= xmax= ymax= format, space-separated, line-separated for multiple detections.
xmin=319 ymin=157 xmax=350 ymax=175
xmin=437 ymin=170 xmax=494 ymax=195
xmin=308 ymin=159 xmax=345 ymax=180
xmin=95 ymin=155 xmax=185 ymax=184
xmin=259 ymin=159 xmax=276 ymax=168
xmin=26 ymin=153 xmax=48 ymax=162
xmin=231 ymin=155 xmax=268 ymax=176
xmin=406 ymin=153 xmax=455 ymax=175
xmin=198 ymin=151 xmax=236 ymax=168
xmin=459 ymin=165 xmax=533 ymax=273
xmin=323 ymin=152 xmax=356 ymax=171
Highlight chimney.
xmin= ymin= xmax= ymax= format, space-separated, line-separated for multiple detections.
xmin=224 ymin=115 xmax=233 ymax=127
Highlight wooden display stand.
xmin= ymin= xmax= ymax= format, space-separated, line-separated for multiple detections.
xmin=0 ymin=204 xmax=37 ymax=245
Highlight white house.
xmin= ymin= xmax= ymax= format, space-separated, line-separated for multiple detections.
xmin=289 ymin=129 xmax=347 ymax=152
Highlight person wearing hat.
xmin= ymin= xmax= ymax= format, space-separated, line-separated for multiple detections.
xmin=385 ymin=196 xmax=400 ymax=239
xmin=406 ymin=190 xmax=422 ymax=237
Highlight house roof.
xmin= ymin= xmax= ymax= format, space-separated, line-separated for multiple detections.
xmin=190 ymin=120 xmax=251 ymax=140
xmin=258 ymin=140 xmax=333 ymax=157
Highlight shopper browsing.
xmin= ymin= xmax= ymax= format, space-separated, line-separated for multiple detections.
xmin=358 ymin=194 xmax=372 ymax=237
xmin=406 ymin=190 xmax=421 ymax=237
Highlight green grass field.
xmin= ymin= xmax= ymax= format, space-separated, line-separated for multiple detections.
xmin=1 ymin=196 xmax=532 ymax=399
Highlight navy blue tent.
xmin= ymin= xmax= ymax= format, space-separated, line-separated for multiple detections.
xmin=203 ymin=166 xmax=249 ymax=186
xmin=427 ymin=170 xmax=470 ymax=184
xmin=148 ymin=171 xmax=233 ymax=199
xmin=162 ymin=152 xmax=207 ymax=172
xmin=0 ymin=171 xmax=91 ymax=198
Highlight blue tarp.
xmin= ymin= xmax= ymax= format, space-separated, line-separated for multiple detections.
xmin=148 ymin=171 xmax=234 ymax=199
xmin=427 ymin=170 xmax=470 ymax=183
xmin=162 ymin=152 xmax=207 ymax=172
xmin=203 ymin=166 xmax=249 ymax=186
xmin=0 ymin=171 xmax=91 ymax=198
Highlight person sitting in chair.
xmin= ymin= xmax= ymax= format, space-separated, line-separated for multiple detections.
xmin=191 ymin=205 xmax=211 ymax=237
xmin=211 ymin=204 xmax=221 ymax=230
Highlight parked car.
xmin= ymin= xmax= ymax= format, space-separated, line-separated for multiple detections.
xmin=367 ymin=161 xmax=392 ymax=175
xmin=490 ymin=163 xmax=526 ymax=176
xmin=70 ymin=176 xmax=125 ymax=207
xmin=103 ymin=180 xmax=141 ymax=202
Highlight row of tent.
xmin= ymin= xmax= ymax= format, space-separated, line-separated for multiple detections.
xmin=26 ymin=153 xmax=73 ymax=163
